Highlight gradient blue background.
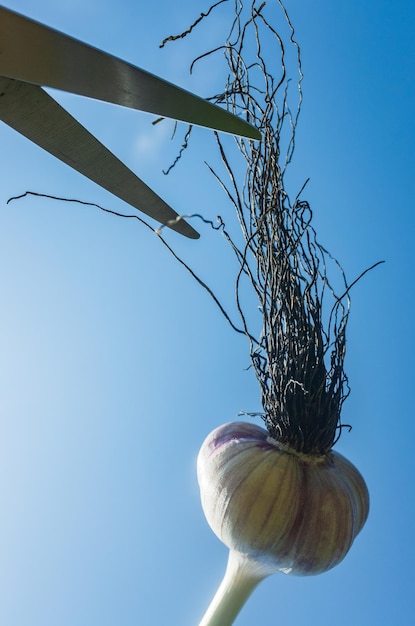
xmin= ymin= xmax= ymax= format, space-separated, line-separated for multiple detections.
xmin=1 ymin=1 xmax=414 ymax=624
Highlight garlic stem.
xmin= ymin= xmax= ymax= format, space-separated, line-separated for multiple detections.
xmin=199 ymin=550 xmax=269 ymax=626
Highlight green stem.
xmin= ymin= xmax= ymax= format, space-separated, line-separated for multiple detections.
xmin=199 ymin=550 xmax=270 ymax=626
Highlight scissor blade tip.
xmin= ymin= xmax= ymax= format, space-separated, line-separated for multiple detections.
xmin=165 ymin=219 xmax=200 ymax=239
xmin=180 ymin=225 xmax=200 ymax=239
xmin=229 ymin=124 xmax=261 ymax=141
xmin=243 ymin=125 xmax=261 ymax=140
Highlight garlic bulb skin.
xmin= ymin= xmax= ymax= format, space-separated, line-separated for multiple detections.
xmin=197 ymin=421 xmax=369 ymax=576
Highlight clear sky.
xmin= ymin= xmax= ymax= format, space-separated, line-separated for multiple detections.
xmin=0 ymin=1 xmax=414 ymax=625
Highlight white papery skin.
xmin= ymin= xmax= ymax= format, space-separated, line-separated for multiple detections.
xmin=197 ymin=421 xmax=369 ymax=626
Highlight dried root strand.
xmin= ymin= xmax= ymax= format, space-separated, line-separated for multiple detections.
xmin=159 ymin=0 xmax=229 ymax=48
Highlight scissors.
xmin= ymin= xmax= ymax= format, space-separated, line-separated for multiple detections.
xmin=0 ymin=6 xmax=260 ymax=239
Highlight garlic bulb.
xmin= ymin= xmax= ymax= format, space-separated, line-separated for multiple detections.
xmin=197 ymin=421 xmax=369 ymax=625
xmin=198 ymin=421 xmax=369 ymax=577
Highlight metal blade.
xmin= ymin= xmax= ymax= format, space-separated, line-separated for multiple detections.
xmin=0 ymin=77 xmax=199 ymax=239
xmin=0 ymin=6 xmax=261 ymax=140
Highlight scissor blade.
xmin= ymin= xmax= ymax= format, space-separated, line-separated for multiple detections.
xmin=0 ymin=77 xmax=199 ymax=239
xmin=0 ymin=6 xmax=260 ymax=140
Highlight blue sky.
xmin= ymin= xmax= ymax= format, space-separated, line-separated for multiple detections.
xmin=0 ymin=1 xmax=414 ymax=625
